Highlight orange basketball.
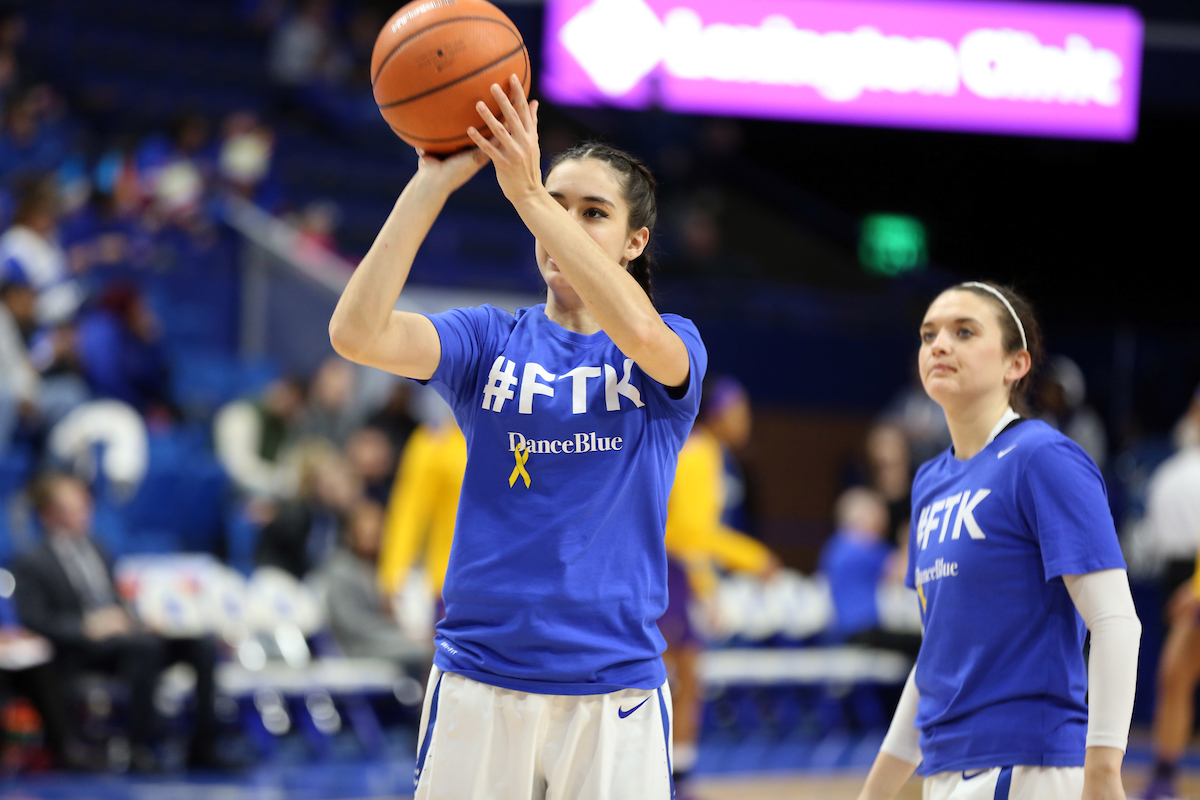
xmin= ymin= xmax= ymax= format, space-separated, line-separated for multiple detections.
xmin=371 ymin=0 xmax=531 ymax=154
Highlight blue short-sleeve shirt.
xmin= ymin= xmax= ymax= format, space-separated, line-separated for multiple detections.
xmin=422 ymin=304 xmax=706 ymax=694
xmin=906 ymin=419 xmax=1125 ymax=774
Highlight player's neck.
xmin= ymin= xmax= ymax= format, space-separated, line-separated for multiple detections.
xmin=545 ymin=291 xmax=601 ymax=335
xmin=944 ymin=396 xmax=1013 ymax=461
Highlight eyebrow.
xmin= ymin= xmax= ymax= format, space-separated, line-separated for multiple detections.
xmin=548 ymin=191 xmax=614 ymax=207
xmin=920 ymin=317 xmax=983 ymax=328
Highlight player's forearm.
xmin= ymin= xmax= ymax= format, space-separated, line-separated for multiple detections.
xmin=512 ymin=192 xmax=680 ymax=375
xmin=1063 ymin=570 xmax=1141 ymax=752
xmin=1084 ymin=746 xmax=1123 ymax=779
xmin=860 ymin=664 xmax=923 ymax=800
xmin=329 ymin=174 xmax=448 ymax=354
xmin=858 ymin=752 xmax=919 ymax=800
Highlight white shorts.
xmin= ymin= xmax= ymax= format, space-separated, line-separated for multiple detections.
xmin=414 ymin=665 xmax=675 ymax=800
xmin=923 ymin=766 xmax=1085 ymax=800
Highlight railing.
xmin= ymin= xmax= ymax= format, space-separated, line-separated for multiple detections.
xmin=221 ymin=196 xmax=539 ymax=376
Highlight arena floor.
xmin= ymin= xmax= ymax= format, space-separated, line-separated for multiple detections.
xmin=692 ymin=769 xmax=1185 ymax=799
xmin=1 ymin=735 xmax=1197 ymax=800
xmin=2 ymin=766 xmax=1198 ymax=800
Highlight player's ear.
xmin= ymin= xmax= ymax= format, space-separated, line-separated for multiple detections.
xmin=625 ymin=227 xmax=649 ymax=263
xmin=1006 ymin=350 xmax=1032 ymax=385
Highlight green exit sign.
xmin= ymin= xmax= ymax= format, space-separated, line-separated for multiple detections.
xmin=860 ymin=214 xmax=928 ymax=276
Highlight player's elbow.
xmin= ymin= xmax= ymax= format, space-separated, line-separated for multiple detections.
xmin=328 ymin=318 xmax=367 ymax=364
xmin=624 ymin=316 xmax=661 ymax=357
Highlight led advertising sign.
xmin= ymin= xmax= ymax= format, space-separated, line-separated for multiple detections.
xmin=542 ymin=0 xmax=1143 ymax=140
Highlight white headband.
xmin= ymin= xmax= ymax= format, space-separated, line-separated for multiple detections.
xmin=959 ymin=282 xmax=1027 ymax=351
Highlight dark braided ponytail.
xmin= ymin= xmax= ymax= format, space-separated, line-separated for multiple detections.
xmin=548 ymin=142 xmax=658 ymax=304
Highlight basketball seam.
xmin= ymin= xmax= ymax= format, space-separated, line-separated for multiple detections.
xmin=388 ymin=124 xmax=472 ymax=145
xmin=384 ymin=45 xmax=529 ymax=146
xmin=378 ymin=42 xmax=527 ymax=109
xmin=371 ymin=16 xmax=523 ymax=88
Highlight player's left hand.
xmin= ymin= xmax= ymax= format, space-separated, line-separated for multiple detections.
xmin=468 ymin=74 xmax=541 ymax=206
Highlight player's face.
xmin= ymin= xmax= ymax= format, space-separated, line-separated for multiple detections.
xmin=538 ymin=159 xmax=649 ymax=300
xmin=918 ymin=290 xmax=1025 ymax=410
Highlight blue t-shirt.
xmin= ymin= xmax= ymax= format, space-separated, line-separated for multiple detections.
xmin=819 ymin=528 xmax=891 ymax=640
xmin=423 ymin=304 xmax=707 ymax=694
xmin=906 ymin=419 xmax=1125 ymax=775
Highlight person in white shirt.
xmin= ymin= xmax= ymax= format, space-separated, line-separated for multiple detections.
xmin=0 ymin=177 xmax=83 ymax=326
xmin=0 ymin=265 xmax=39 ymax=444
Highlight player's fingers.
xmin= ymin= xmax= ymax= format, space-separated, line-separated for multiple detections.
xmin=490 ymin=82 xmax=524 ymax=137
xmin=466 ymin=127 xmax=500 ymax=162
xmin=476 ymin=100 xmax=519 ymax=154
xmin=530 ymin=99 xmax=539 ymax=128
xmin=509 ymin=74 xmax=533 ymax=131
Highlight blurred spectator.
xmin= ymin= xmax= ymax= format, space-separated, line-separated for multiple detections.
xmin=0 ymin=49 xmax=18 ymax=117
xmin=0 ymin=263 xmax=37 ymax=444
xmin=664 ymin=377 xmax=776 ymax=601
xmin=819 ymin=487 xmax=919 ymax=656
xmin=73 ymin=284 xmax=170 ymax=416
xmin=317 ymin=498 xmax=430 ymax=669
xmin=217 ymin=110 xmax=279 ymax=208
xmin=1137 ymin=387 xmax=1200 ymax=593
xmin=883 ymin=370 xmax=952 ymax=466
xmin=0 ymin=5 xmax=25 ymax=51
xmin=0 ymin=568 xmax=89 ymax=771
xmin=296 ymin=355 xmax=362 ymax=446
xmin=136 ymin=112 xmax=212 ymax=185
xmin=0 ymin=176 xmax=83 ymax=325
xmin=1037 ymin=355 xmax=1108 ymax=466
xmin=820 ymin=487 xmax=891 ymax=639
xmin=863 ymin=423 xmax=913 ymax=547
xmin=378 ymin=418 xmax=467 ymax=602
xmin=290 ymin=200 xmax=340 ymax=260
xmin=268 ymin=0 xmax=348 ymax=86
xmin=214 ymin=377 xmax=307 ymax=499
xmin=366 ymin=381 xmax=418 ymax=455
xmin=11 ymin=473 xmax=227 ymax=770
xmin=255 ymin=446 xmax=362 ymax=579
xmin=344 ymin=426 xmax=394 ymax=506
xmin=344 ymin=5 xmax=384 ymax=86
xmin=0 ymin=88 xmax=70 ymax=185
xmin=1135 ymin=388 xmax=1200 ymax=800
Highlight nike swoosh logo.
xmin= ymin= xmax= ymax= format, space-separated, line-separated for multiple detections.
xmin=997 ymin=445 xmax=1017 ymax=458
xmin=962 ymin=769 xmax=989 ymax=781
xmin=618 ymin=697 xmax=650 ymax=719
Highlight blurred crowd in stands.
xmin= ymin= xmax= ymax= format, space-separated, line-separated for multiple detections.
xmin=0 ymin=0 xmax=1197 ymax=782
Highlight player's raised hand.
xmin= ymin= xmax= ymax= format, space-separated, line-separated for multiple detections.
xmin=468 ymin=74 xmax=542 ymax=205
xmin=414 ymin=145 xmax=489 ymax=197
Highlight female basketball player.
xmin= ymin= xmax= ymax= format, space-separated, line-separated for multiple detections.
xmin=857 ymin=282 xmax=1141 ymax=800
xmin=330 ymin=75 xmax=703 ymax=798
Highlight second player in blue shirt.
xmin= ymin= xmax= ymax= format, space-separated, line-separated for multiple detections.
xmin=858 ymin=282 xmax=1141 ymax=800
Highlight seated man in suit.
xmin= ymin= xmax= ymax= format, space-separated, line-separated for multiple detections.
xmin=11 ymin=472 xmax=227 ymax=770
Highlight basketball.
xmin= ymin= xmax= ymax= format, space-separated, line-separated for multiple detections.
xmin=371 ymin=0 xmax=531 ymax=154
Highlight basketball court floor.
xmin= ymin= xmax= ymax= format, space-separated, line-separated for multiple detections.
xmin=694 ymin=769 xmax=1200 ymax=799
xmin=1 ymin=762 xmax=1197 ymax=800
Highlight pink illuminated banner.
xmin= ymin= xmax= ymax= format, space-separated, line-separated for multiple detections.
xmin=542 ymin=0 xmax=1143 ymax=140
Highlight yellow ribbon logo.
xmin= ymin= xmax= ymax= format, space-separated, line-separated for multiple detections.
xmin=509 ymin=442 xmax=531 ymax=488
xmin=917 ymin=583 xmax=927 ymax=613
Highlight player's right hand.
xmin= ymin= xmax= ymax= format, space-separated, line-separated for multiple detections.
xmin=414 ymin=146 xmax=489 ymax=196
